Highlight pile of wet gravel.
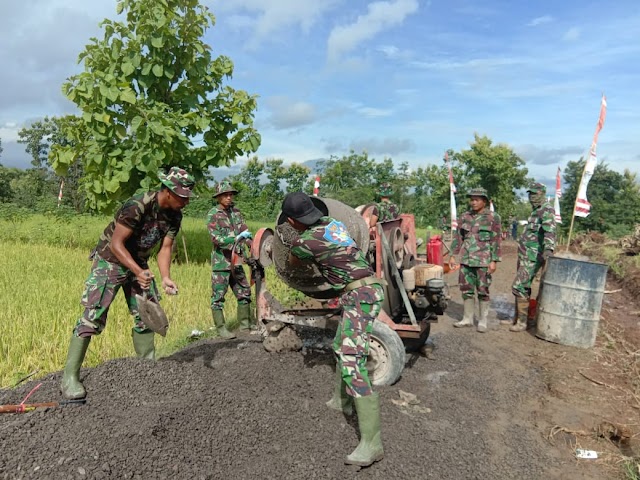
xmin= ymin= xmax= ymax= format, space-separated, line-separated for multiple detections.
xmin=0 ymin=330 xmax=592 ymax=479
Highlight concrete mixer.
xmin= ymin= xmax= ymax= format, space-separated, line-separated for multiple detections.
xmin=248 ymin=197 xmax=449 ymax=386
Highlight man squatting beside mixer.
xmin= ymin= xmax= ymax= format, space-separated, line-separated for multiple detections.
xmin=278 ymin=191 xmax=385 ymax=467
xmin=448 ymin=187 xmax=502 ymax=333
xmin=207 ymin=180 xmax=254 ymax=339
xmin=60 ymin=167 xmax=195 ymax=400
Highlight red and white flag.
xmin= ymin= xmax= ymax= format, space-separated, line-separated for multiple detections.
xmin=313 ymin=176 xmax=320 ymax=196
xmin=489 ymin=200 xmax=495 ymax=213
xmin=575 ymin=94 xmax=607 ymax=218
xmin=554 ymin=166 xmax=562 ymax=223
xmin=445 ymin=152 xmax=458 ymax=230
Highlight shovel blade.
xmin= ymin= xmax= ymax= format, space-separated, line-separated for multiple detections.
xmin=135 ymin=294 xmax=169 ymax=337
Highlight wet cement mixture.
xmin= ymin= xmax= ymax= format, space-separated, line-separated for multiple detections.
xmin=1 ymin=240 xmax=638 ymax=479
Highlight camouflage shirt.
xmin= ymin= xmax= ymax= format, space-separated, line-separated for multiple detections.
xmin=94 ymin=192 xmax=182 ymax=267
xmin=207 ymin=204 xmax=248 ymax=271
xmin=450 ymin=207 xmax=502 ymax=267
xmin=518 ymin=202 xmax=556 ymax=261
xmin=290 ymin=216 xmax=373 ymax=290
xmin=371 ymin=201 xmax=399 ymax=223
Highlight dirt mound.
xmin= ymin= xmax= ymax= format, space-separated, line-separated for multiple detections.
xmin=0 ymin=330 xmax=594 ymax=480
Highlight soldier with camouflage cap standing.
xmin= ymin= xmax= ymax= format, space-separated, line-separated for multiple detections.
xmin=60 ymin=166 xmax=195 ymax=399
xmin=368 ymin=182 xmax=399 ymax=227
xmin=449 ymin=187 xmax=502 ymax=333
xmin=509 ymin=182 xmax=556 ymax=332
xmin=279 ymin=191 xmax=385 ymax=468
xmin=207 ymin=180 xmax=253 ymax=339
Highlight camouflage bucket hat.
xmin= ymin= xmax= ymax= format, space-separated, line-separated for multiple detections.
xmin=527 ymin=182 xmax=547 ymax=195
xmin=159 ymin=166 xmax=195 ymax=198
xmin=467 ymin=187 xmax=489 ymax=200
xmin=213 ymin=180 xmax=238 ymax=198
xmin=377 ymin=182 xmax=393 ymax=197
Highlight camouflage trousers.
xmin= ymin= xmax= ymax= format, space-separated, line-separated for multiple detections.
xmin=74 ymin=256 xmax=159 ymax=337
xmin=511 ymin=256 xmax=543 ymax=299
xmin=332 ymin=284 xmax=384 ymax=398
xmin=458 ymin=264 xmax=492 ymax=301
xmin=210 ymin=267 xmax=251 ymax=310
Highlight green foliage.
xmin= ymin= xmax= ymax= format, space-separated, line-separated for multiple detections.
xmin=51 ymin=0 xmax=260 ymax=213
xmin=18 ymin=116 xmax=86 ymax=212
xmin=451 ymin=134 xmax=529 ymax=219
xmin=562 ymin=160 xmax=640 ymax=237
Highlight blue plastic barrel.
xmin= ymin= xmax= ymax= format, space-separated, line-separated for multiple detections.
xmin=536 ymin=255 xmax=608 ymax=348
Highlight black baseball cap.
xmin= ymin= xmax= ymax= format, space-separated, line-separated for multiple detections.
xmin=281 ymin=192 xmax=323 ymax=226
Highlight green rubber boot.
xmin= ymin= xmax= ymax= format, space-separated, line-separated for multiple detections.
xmin=212 ymin=309 xmax=236 ymax=339
xmin=60 ymin=335 xmax=91 ymax=400
xmin=510 ymin=297 xmax=529 ymax=332
xmin=132 ymin=329 xmax=155 ymax=360
xmin=325 ymin=365 xmax=353 ymax=415
xmin=237 ymin=303 xmax=251 ymax=331
xmin=345 ymin=393 xmax=384 ymax=467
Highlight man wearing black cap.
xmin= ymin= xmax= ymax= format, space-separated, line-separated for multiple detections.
xmin=279 ymin=191 xmax=385 ymax=468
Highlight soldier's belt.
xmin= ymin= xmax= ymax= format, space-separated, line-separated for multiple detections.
xmin=344 ymin=276 xmax=387 ymax=292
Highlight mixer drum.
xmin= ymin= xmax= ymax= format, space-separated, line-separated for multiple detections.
xmin=272 ymin=197 xmax=370 ymax=299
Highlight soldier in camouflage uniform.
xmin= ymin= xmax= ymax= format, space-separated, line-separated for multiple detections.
xmin=368 ymin=182 xmax=399 ymax=227
xmin=207 ymin=180 xmax=253 ymax=339
xmin=279 ymin=191 xmax=384 ymax=468
xmin=60 ymin=167 xmax=195 ymax=400
xmin=449 ymin=188 xmax=502 ymax=333
xmin=509 ymin=182 xmax=556 ymax=332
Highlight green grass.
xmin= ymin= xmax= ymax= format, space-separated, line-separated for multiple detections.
xmin=0 ymin=240 xmax=291 ymax=388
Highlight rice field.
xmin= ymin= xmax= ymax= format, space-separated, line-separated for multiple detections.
xmin=0 ymin=215 xmax=285 ymax=388
xmin=0 ymin=214 xmax=430 ymax=388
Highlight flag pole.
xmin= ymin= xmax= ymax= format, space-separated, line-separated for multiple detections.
xmin=565 ymin=93 xmax=607 ymax=249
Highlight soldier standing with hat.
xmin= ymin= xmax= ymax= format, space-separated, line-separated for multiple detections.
xmin=207 ymin=180 xmax=253 ymax=339
xmin=368 ymin=182 xmax=399 ymax=227
xmin=279 ymin=191 xmax=385 ymax=467
xmin=449 ymin=187 xmax=502 ymax=333
xmin=509 ymin=182 xmax=556 ymax=332
xmin=60 ymin=166 xmax=195 ymax=399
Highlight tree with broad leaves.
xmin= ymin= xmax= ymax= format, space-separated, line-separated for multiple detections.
xmin=450 ymin=134 xmax=529 ymax=220
xmin=562 ymin=159 xmax=640 ymax=237
xmin=51 ymin=0 xmax=260 ymax=213
xmin=283 ymin=162 xmax=311 ymax=194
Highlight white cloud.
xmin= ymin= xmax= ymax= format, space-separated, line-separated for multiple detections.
xmin=357 ymin=107 xmax=393 ymax=118
xmin=264 ymin=96 xmax=318 ymax=129
xmin=209 ymin=0 xmax=340 ymax=39
xmin=327 ymin=0 xmax=419 ymax=63
xmin=526 ymin=15 xmax=554 ymax=27
xmin=563 ymin=27 xmax=581 ymax=41
xmin=515 ymin=144 xmax=584 ymax=166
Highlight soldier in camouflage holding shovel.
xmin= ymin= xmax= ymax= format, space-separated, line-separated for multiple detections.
xmin=449 ymin=187 xmax=502 ymax=333
xmin=60 ymin=167 xmax=195 ymax=400
xmin=509 ymin=182 xmax=556 ymax=332
xmin=279 ymin=191 xmax=385 ymax=468
xmin=207 ymin=180 xmax=254 ymax=339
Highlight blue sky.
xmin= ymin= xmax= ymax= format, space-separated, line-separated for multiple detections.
xmin=1 ymin=0 xmax=639 ymax=190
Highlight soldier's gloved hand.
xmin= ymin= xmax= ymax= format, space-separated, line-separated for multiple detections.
xmin=235 ymin=230 xmax=252 ymax=242
xmin=542 ymin=250 xmax=553 ymax=262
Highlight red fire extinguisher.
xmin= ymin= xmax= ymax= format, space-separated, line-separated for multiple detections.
xmin=427 ymin=235 xmax=444 ymax=266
